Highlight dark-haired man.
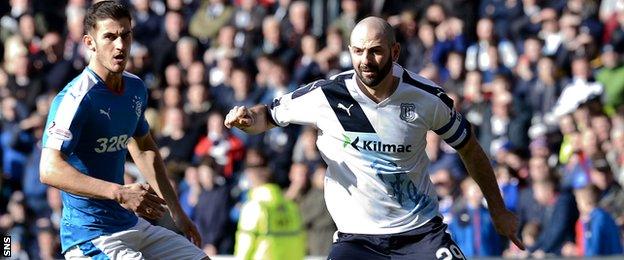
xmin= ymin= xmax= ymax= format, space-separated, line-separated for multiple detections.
xmin=39 ymin=1 xmax=208 ymax=258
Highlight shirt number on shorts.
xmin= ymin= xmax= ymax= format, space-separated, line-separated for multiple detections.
xmin=436 ymin=245 xmax=464 ymax=260
xmin=94 ymin=134 xmax=129 ymax=153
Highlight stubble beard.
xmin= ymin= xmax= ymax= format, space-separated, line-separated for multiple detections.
xmin=356 ymin=56 xmax=393 ymax=88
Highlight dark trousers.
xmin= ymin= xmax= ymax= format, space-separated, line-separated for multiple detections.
xmin=328 ymin=217 xmax=465 ymax=260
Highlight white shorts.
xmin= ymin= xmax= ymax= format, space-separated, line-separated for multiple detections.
xmin=64 ymin=218 xmax=207 ymax=259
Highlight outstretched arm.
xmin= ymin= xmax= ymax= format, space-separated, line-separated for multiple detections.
xmin=224 ymin=105 xmax=276 ymax=134
xmin=128 ymin=133 xmax=202 ymax=247
xmin=456 ymin=134 xmax=526 ymax=250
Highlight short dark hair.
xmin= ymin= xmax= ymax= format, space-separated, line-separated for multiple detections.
xmin=84 ymin=1 xmax=131 ymax=34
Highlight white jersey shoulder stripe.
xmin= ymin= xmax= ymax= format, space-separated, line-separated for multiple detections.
xmin=122 ymin=71 xmax=142 ymax=80
xmin=46 ymin=71 xmax=97 ymax=149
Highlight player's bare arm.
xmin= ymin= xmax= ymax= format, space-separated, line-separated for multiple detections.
xmin=224 ymin=105 xmax=276 ymax=134
xmin=128 ymin=133 xmax=203 ymax=247
xmin=40 ymin=148 xmax=167 ymax=219
xmin=456 ymin=134 xmax=526 ymax=250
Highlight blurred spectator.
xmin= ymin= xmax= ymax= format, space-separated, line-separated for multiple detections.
xmin=179 ymin=165 xmax=202 ymax=217
xmin=449 ymin=178 xmax=503 ymax=257
xmin=430 ymin=168 xmax=459 ymax=224
xmin=587 ymin=156 xmax=624 ymax=229
xmin=527 ymin=56 xmax=563 ymax=120
xmin=157 ymin=107 xmax=199 ymax=167
xmin=231 ymin=0 xmax=266 ymax=52
xmin=193 ymin=160 xmax=234 ymax=256
xmin=330 ymin=0 xmax=362 ymax=44
xmin=189 ymin=0 xmax=234 ymax=45
xmin=563 ymin=184 xmax=623 ymax=256
xmin=529 ymin=179 xmax=578 ymax=256
xmin=596 ymin=44 xmax=624 ymax=113
xmin=175 ymin=36 xmax=200 ymax=72
xmin=234 ymin=165 xmax=305 ymax=260
xmin=1 ymin=96 xmax=32 ymax=190
xmin=38 ymin=31 xmax=78 ymax=92
xmin=282 ymin=1 xmax=311 ymax=49
xmin=284 ymin=163 xmax=310 ymax=202
xmin=299 ymin=163 xmax=335 ymax=256
xmin=253 ymin=16 xmax=297 ymax=68
xmin=130 ymin=0 xmax=163 ymax=45
xmin=203 ymin=25 xmax=240 ymax=66
xmin=292 ymin=34 xmax=323 ymax=85
xmin=5 ymin=53 xmax=43 ymax=109
xmin=465 ymin=18 xmax=517 ymax=74
xmin=151 ymin=10 xmax=185 ymax=74
xmin=184 ymin=82 xmax=212 ymax=132
xmin=193 ymin=111 xmax=245 ymax=179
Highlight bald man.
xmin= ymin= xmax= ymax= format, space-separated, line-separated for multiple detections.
xmin=225 ymin=16 xmax=524 ymax=259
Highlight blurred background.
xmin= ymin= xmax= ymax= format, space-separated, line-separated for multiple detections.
xmin=1 ymin=0 xmax=624 ymax=259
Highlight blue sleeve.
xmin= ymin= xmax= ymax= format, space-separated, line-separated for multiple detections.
xmin=42 ymin=93 xmax=89 ymax=155
xmin=585 ymin=217 xmax=602 ymax=256
xmin=133 ymin=84 xmax=150 ymax=137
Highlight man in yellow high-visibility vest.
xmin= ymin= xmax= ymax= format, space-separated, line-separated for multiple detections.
xmin=235 ymin=165 xmax=306 ymax=260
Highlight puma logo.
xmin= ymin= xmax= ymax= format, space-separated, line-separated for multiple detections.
xmin=337 ymin=103 xmax=354 ymax=116
xmin=99 ymin=108 xmax=111 ymax=120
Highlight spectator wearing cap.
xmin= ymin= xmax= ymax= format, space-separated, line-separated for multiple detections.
xmin=596 ymin=44 xmax=624 ymax=114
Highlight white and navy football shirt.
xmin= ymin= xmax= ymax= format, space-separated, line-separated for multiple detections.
xmin=269 ymin=63 xmax=471 ymax=235
xmin=42 ymin=67 xmax=150 ymax=252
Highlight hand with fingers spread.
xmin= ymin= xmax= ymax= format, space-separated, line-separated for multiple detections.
xmin=224 ymin=106 xmax=255 ymax=129
xmin=113 ymin=183 xmax=166 ymax=220
xmin=490 ymin=207 xmax=526 ymax=251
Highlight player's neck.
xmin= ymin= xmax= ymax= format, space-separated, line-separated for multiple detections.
xmin=88 ymin=63 xmax=125 ymax=93
xmin=356 ymin=74 xmax=398 ymax=103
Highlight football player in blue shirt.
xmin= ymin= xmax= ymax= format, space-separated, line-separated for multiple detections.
xmin=39 ymin=1 xmax=208 ymax=258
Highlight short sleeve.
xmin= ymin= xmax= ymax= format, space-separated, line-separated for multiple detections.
xmin=42 ymin=93 xmax=89 ymax=155
xmin=431 ymin=94 xmax=472 ymax=150
xmin=268 ymin=80 xmax=326 ymax=127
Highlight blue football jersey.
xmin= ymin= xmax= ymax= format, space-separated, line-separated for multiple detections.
xmin=42 ymin=67 xmax=150 ymax=252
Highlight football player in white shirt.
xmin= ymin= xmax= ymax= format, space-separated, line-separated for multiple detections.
xmin=225 ymin=16 xmax=525 ymax=259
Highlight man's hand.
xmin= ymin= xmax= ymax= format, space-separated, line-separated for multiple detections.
xmin=224 ymin=106 xmax=255 ymax=129
xmin=114 ymin=183 xmax=166 ymax=220
xmin=490 ymin=207 xmax=525 ymax=250
xmin=172 ymin=209 xmax=202 ymax=247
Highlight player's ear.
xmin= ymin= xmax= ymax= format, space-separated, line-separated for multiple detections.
xmin=391 ymin=42 xmax=400 ymax=62
xmin=83 ymin=34 xmax=96 ymax=52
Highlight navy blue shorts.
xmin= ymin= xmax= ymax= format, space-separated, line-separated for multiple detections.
xmin=328 ymin=217 xmax=465 ymax=260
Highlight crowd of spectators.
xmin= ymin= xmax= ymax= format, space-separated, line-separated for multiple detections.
xmin=1 ymin=0 xmax=624 ymax=258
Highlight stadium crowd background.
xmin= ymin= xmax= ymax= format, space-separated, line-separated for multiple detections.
xmin=1 ymin=0 xmax=624 ymax=258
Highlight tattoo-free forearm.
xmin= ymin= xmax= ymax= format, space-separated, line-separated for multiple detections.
xmin=128 ymin=135 xmax=183 ymax=212
xmin=39 ymin=148 xmax=122 ymax=200
xmin=458 ymin=136 xmax=506 ymax=211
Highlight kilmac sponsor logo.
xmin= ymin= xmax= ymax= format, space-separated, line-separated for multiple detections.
xmin=342 ymin=134 xmax=412 ymax=153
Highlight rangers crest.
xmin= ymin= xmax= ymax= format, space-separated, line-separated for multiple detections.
xmin=132 ymin=96 xmax=142 ymax=118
